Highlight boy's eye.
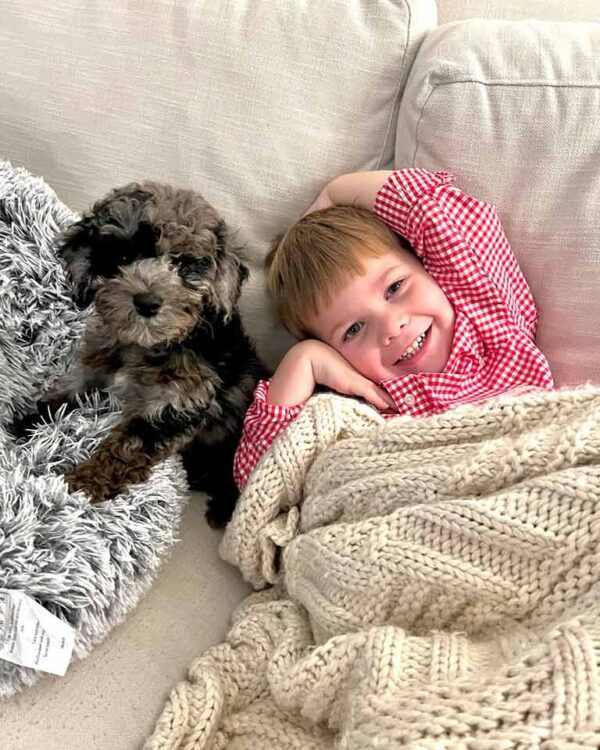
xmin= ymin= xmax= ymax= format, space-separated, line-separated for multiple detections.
xmin=386 ymin=280 xmax=403 ymax=298
xmin=343 ymin=322 xmax=363 ymax=341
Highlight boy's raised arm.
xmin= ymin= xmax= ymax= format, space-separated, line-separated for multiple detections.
xmin=304 ymin=171 xmax=393 ymax=215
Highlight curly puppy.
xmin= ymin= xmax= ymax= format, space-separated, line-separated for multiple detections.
xmin=11 ymin=182 xmax=266 ymax=527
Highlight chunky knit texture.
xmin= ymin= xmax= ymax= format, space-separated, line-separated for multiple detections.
xmin=146 ymin=386 xmax=600 ymax=749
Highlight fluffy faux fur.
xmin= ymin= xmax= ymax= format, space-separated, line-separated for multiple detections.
xmin=0 ymin=161 xmax=190 ymax=699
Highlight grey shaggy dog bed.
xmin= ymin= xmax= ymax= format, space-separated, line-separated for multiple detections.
xmin=0 ymin=162 xmax=189 ymax=699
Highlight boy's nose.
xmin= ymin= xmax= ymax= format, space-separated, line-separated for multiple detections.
xmin=381 ymin=314 xmax=409 ymax=345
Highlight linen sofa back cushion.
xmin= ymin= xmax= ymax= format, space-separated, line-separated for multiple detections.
xmin=0 ymin=0 xmax=436 ymax=369
xmin=395 ymin=19 xmax=600 ymax=387
xmin=438 ymin=0 xmax=600 ymax=24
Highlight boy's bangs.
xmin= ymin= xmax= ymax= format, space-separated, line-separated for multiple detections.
xmin=298 ymin=236 xmax=386 ymax=330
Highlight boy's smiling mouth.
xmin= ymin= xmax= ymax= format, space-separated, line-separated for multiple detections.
xmin=394 ymin=326 xmax=430 ymax=365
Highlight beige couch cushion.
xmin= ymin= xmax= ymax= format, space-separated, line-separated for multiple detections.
xmin=395 ymin=19 xmax=600 ymax=387
xmin=438 ymin=0 xmax=600 ymax=24
xmin=0 ymin=0 xmax=437 ymax=370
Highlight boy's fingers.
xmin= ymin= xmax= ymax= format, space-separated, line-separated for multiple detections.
xmin=371 ymin=387 xmax=395 ymax=411
xmin=357 ymin=380 xmax=395 ymax=411
xmin=378 ymin=388 xmax=396 ymax=409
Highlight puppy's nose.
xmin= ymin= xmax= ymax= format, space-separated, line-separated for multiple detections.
xmin=133 ymin=292 xmax=163 ymax=317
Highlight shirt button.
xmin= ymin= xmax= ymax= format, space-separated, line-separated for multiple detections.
xmin=403 ymin=393 xmax=415 ymax=406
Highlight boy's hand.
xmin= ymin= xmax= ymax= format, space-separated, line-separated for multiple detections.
xmin=267 ymin=339 xmax=394 ymax=412
xmin=303 ymin=188 xmax=334 ymax=216
xmin=309 ymin=340 xmax=395 ymax=410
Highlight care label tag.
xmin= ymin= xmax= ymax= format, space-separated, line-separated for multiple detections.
xmin=0 ymin=589 xmax=75 ymax=676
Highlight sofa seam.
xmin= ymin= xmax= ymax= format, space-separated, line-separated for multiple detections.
xmin=376 ymin=0 xmax=411 ymax=170
xmin=411 ymin=79 xmax=600 ymax=167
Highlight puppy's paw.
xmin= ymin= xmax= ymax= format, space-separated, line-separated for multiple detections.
xmin=204 ymin=503 xmax=227 ymax=529
xmin=205 ymin=494 xmax=237 ymax=529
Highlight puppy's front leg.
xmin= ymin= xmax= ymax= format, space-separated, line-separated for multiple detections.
xmin=65 ymin=409 xmax=198 ymax=502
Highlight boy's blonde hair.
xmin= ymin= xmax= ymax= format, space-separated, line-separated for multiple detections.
xmin=266 ymin=206 xmax=403 ymax=338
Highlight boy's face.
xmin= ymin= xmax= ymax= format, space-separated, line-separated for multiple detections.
xmin=306 ymin=246 xmax=456 ymax=383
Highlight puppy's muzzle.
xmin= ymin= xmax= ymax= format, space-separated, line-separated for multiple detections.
xmin=133 ymin=291 xmax=163 ymax=317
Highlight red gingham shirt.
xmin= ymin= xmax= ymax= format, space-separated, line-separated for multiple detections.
xmin=234 ymin=169 xmax=554 ymax=490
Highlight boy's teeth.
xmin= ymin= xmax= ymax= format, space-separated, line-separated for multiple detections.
xmin=398 ymin=331 xmax=426 ymax=362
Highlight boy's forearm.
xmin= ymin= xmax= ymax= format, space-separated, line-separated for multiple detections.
xmin=324 ymin=171 xmax=393 ymax=211
xmin=266 ymin=342 xmax=316 ymax=407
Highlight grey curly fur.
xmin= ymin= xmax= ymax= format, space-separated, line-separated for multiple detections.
xmin=0 ymin=161 xmax=189 ymax=700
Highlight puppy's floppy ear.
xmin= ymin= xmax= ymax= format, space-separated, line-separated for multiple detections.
xmin=238 ymin=258 xmax=249 ymax=285
xmin=214 ymin=220 xmax=248 ymax=282
xmin=213 ymin=220 xmax=228 ymax=257
xmin=55 ymin=218 xmax=98 ymax=309
xmin=211 ymin=220 xmax=250 ymax=319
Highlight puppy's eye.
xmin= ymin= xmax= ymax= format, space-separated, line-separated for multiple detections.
xmin=186 ymin=256 xmax=211 ymax=271
xmin=174 ymin=254 xmax=211 ymax=279
xmin=112 ymin=242 xmax=133 ymax=266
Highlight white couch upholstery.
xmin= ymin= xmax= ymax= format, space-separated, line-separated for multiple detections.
xmin=0 ymin=0 xmax=437 ymax=370
xmin=1 ymin=1 xmax=599 ymax=748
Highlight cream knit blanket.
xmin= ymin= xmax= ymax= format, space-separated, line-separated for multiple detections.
xmin=146 ymin=386 xmax=600 ymax=749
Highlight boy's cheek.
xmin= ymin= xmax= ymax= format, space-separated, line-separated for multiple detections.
xmin=347 ymin=349 xmax=384 ymax=382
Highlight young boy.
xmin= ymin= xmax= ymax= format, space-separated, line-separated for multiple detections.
xmin=233 ymin=168 xmax=554 ymax=489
